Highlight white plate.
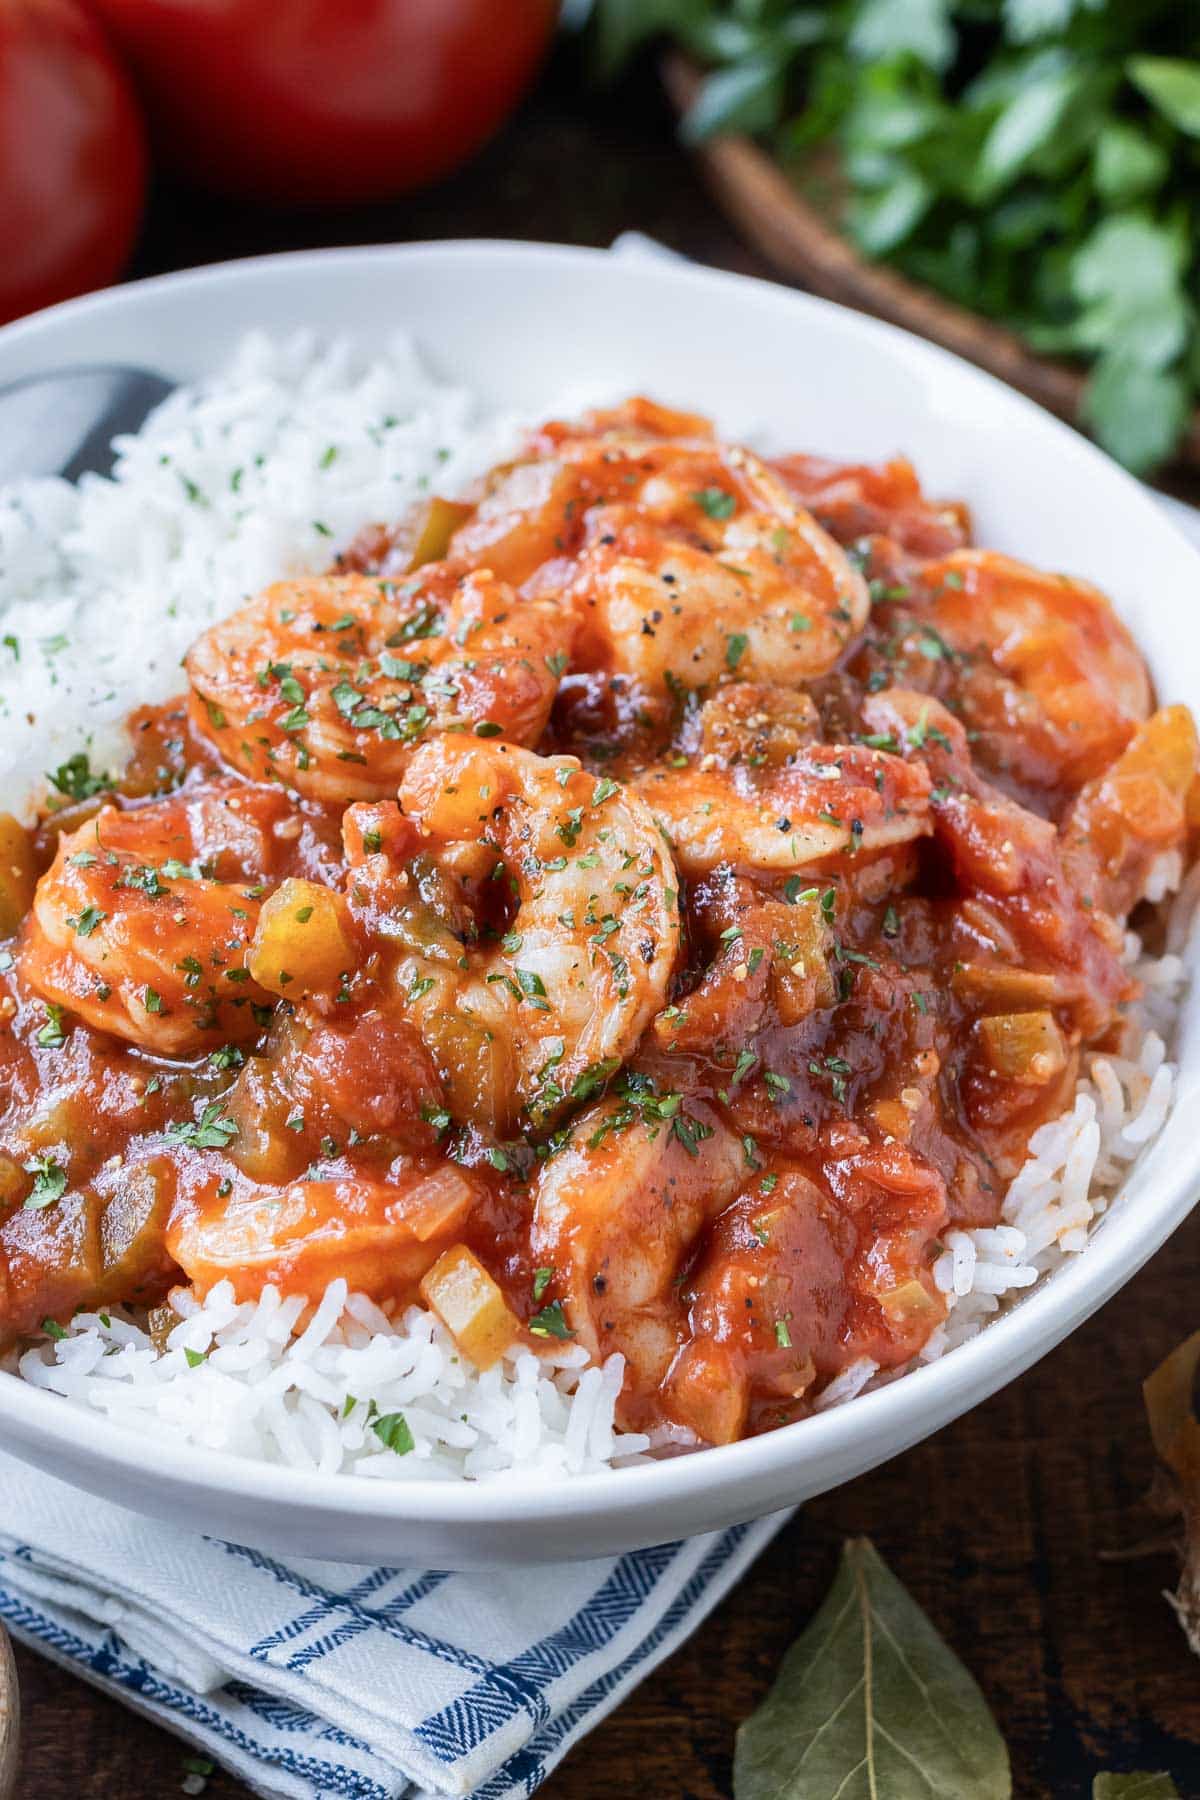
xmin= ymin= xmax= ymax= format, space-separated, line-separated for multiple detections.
xmin=0 ymin=241 xmax=1197 ymax=1567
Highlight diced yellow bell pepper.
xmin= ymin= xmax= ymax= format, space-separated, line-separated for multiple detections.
xmin=877 ymin=1278 xmax=943 ymax=1326
xmin=246 ymin=878 xmax=354 ymax=998
xmin=418 ymin=1243 xmax=520 ymax=1370
xmin=406 ymin=496 xmax=473 ymax=570
xmin=977 ymin=1009 xmax=1068 ymax=1085
xmin=0 ymin=812 xmax=35 ymax=938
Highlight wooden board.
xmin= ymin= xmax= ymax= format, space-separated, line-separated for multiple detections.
xmin=0 ymin=1626 xmax=18 ymax=1800
xmin=662 ymin=52 xmax=1200 ymax=471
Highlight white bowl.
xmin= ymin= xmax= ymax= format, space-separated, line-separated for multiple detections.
xmin=0 ymin=241 xmax=1197 ymax=1567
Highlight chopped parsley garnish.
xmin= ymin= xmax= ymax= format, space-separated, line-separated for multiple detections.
xmin=725 ymin=631 xmax=749 ymax=671
xmin=671 ymin=1110 xmax=714 ymax=1157
xmin=24 ymin=1155 xmax=67 ymax=1209
xmin=529 ymin=1299 xmax=574 ymax=1340
xmin=168 ymin=1100 xmax=238 ymax=1150
xmin=692 ymin=486 xmax=736 ymax=520
xmin=36 ymin=1003 xmax=66 ymax=1049
xmin=532 ymin=1267 xmax=554 ymax=1302
xmin=557 ymin=806 xmax=584 ymax=848
xmin=119 ymin=863 xmax=168 ymax=898
xmin=48 ymin=752 xmax=112 ymax=802
xmin=568 ymin=1059 xmax=621 ymax=1105
xmin=68 ymin=906 xmax=105 ymax=938
xmin=809 ymin=1055 xmax=853 ymax=1105
xmin=372 ymin=1411 xmax=415 ymax=1454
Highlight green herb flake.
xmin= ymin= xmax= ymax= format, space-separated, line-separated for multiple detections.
xmin=36 ymin=1003 xmax=67 ymax=1049
xmin=532 ymin=1267 xmax=554 ymax=1302
xmin=529 ymin=1299 xmax=574 ymax=1340
xmin=372 ymin=1411 xmax=415 ymax=1454
xmin=692 ymin=485 xmax=736 ymax=520
xmin=24 ymin=1155 xmax=67 ymax=1209
xmin=48 ymin=752 xmax=112 ymax=803
xmin=168 ymin=1100 xmax=238 ymax=1151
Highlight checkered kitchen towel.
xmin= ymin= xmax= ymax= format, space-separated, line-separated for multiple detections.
xmin=0 ymin=1451 xmax=783 ymax=1797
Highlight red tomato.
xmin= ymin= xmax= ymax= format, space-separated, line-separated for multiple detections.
xmin=84 ymin=0 xmax=559 ymax=206
xmin=0 ymin=0 xmax=146 ymax=322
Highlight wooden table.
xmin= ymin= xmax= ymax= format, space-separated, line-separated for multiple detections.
xmin=12 ymin=35 xmax=1200 ymax=1800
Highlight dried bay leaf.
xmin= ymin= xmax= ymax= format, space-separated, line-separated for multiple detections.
xmin=734 ymin=1537 xmax=1011 ymax=1799
xmin=1093 ymin=1777 xmax=1180 ymax=1799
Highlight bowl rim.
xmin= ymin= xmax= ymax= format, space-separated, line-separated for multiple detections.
xmin=0 ymin=235 xmax=1197 ymax=1534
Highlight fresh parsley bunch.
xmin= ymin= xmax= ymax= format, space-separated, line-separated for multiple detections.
xmin=596 ymin=0 xmax=1200 ymax=473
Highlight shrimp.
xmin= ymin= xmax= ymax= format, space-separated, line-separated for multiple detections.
xmin=354 ymin=737 xmax=682 ymax=1134
xmin=913 ymin=549 xmax=1152 ymax=795
xmin=1061 ymin=704 xmax=1200 ymax=919
xmin=17 ymin=786 xmax=298 ymax=1055
xmin=635 ymin=730 xmax=932 ymax=876
xmin=529 ymin=1085 xmax=950 ymax=1442
xmin=435 ymin=399 xmax=869 ymax=701
xmin=548 ymin=441 xmax=869 ymax=701
xmin=771 ymin=451 xmax=971 ymax=558
xmin=186 ymin=568 xmax=570 ymax=804
xmin=529 ymin=1082 xmax=746 ymax=1426
xmin=440 ymin=397 xmax=725 ymax=590
xmin=167 ymin=1164 xmax=482 ymax=1304
xmin=164 ymin=985 xmax=474 ymax=1304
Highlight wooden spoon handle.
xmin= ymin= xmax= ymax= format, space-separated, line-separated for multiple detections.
xmin=0 ymin=1624 xmax=18 ymax=1800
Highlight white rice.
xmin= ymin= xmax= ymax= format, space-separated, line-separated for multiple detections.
xmin=0 ymin=330 xmax=523 ymax=811
xmin=1 ymin=334 xmax=1192 ymax=1478
xmin=16 ymin=1283 xmax=651 ymax=1481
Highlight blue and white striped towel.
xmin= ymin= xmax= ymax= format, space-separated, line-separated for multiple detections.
xmin=0 ymin=1450 xmax=784 ymax=1797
